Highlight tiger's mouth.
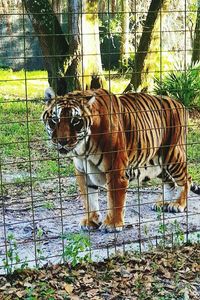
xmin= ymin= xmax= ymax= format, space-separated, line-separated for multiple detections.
xmin=58 ymin=147 xmax=69 ymax=154
xmin=50 ymin=140 xmax=77 ymax=154
xmin=57 ymin=144 xmax=76 ymax=154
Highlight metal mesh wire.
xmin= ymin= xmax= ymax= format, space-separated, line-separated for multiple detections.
xmin=0 ymin=0 xmax=199 ymax=273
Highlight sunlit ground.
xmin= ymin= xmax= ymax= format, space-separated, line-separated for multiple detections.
xmin=0 ymin=69 xmax=130 ymax=98
xmin=0 ymin=69 xmax=48 ymax=99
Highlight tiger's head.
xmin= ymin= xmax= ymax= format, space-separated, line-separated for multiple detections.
xmin=42 ymin=87 xmax=96 ymax=154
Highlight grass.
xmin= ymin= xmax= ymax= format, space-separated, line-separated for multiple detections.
xmin=0 ymin=69 xmax=128 ymax=98
xmin=0 ymin=69 xmax=199 ymax=186
xmin=187 ymin=120 xmax=200 ymax=182
xmin=0 ymin=69 xmax=48 ymax=99
xmin=104 ymin=70 xmax=129 ymax=93
xmin=0 ymin=98 xmax=74 ymax=184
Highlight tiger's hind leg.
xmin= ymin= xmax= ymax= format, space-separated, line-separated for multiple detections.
xmin=152 ymin=166 xmax=191 ymax=213
xmin=167 ymin=181 xmax=190 ymax=212
xmin=75 ymin=169 xmax=102 ymax=231
xmin=152 ymin=182 xmax=176 ymax=211
xmin=152 ymin=182 xmax=189 ymax=212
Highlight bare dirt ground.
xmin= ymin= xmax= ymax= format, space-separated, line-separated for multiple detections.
xmin=0 ymin=172 xmax=200 ymax=273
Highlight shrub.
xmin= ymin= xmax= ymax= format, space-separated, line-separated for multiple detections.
xmin=154 ymin=62 xmax=200 ymax=108
xmin=62 ymin=233 xmax=91 ymax=267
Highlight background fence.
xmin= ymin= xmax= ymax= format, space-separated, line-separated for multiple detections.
xmin=0 ymin=0 xmax=200 ymax=274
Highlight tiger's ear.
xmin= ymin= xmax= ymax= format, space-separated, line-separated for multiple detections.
xmin=44 ymin=87 xmax=55 ymax=104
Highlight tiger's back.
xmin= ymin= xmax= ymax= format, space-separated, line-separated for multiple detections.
xmin=120 ymin=92 xmax=188 ymax=181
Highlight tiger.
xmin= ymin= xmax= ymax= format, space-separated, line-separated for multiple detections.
xmin=42 ymin=88 xmax=200 ymax=232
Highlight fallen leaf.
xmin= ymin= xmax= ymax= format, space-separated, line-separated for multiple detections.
xmin=64 ymin=283 xmax=74 ymax=294
xmin=23 ymin=282 xmax=34 ymax=288
xmin=83 ymin=275 xmax=93 ymax=284
xmin=159 ymin=265 xmax=171 ymax=279
xmin=70 ymin=295 xmax=81 ymax=300
xmin=16 ymin=291 xmax=25 ymax=298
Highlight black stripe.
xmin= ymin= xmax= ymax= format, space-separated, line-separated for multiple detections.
xmin=87 ymin=185 xmax=99 ymax=190
xmin=96 ymin=154 xmax=104 ymax=167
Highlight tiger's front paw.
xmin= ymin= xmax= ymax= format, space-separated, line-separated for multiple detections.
xmin=80 ymin=212 xmax=102 ymax=231
xmin=100 ymin=215 xmax=124 ymax=233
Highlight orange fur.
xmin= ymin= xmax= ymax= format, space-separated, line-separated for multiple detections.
xmin=43 ymin=88 xmax=196 ymax=232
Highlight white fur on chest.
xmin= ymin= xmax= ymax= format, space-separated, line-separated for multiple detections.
xmin=73 ymin=156 xmax=106 ymax=187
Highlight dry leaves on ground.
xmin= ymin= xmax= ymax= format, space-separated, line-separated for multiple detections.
xmin=0 ymin=243 xmax=199 ymax=300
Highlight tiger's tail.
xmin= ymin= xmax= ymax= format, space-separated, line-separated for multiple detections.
xmin=190 ymin=183 xmax=200 ymax=194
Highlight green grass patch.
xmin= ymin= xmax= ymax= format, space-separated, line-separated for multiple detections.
xmin=187 ymin=120 xmax=200 ymax=182
xmin=189 ymin=164 xmax=200 ymax=183
xmin=0 ymin=97 xmax=45 ymax=160
xmin=104 ymin=70 xmax=129 ymax=94
xmin=0 ymin=69 xmax=129 ymax=98
xmin=0 ymin=69 xmax=48 ymax=99
xmin=32 ymin=159 xmax=75 ymax=181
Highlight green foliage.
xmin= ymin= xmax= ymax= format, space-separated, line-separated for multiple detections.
xmin=67 ymin=183 xmax=77 ymax=195
xmin=25 ymin=287 xmax=37 ymax=300
xmin=155 ymin=208 xmax=186 ymax=248
xmin=3 ymin=232 xmax=28 ymax=274
xmin=25 ymin=282 xmax=55 ymax=300
xmin=187 ymin=120 xmax=200 ymax=182
xmin=62 ymin=233 xmax=91 ymax=267
xmin=42 ymin=200 xmax=55 ymax=210
xmin=170 ymin=220 xmax=185 ymax=246
xmin=119 ymin=54 xmax=135 ymax=77
xmin=38 ymin=282 xmax=55 ymax=299
xmin=154 ymin=62 xmax=200 ymax=108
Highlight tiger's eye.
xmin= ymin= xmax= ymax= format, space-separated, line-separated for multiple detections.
xmin=52 ymin=112 xmax=59 ymax=123
xmin=71 ymin=117 xmax=84 ymax=131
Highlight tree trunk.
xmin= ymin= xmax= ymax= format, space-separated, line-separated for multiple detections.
xmin=23 ymin=0 xmax=105 ymax=94
xmin=124 ymin=0 xmax=167 ymax=92
xmin=64 ymin=0 xmax=82 ymax=91
xmin=120 ymin=0 xmax=130 ymax=67
xmin=2 ymin=0 xmax=12 ymax=34
xmin=81 ymin=0 xmax=106 ymax=89
xmin=111 ymin=0 xmax=116 ymax=13
xmin=52 ymin=0 xmax=62 ymax=23
xmin=22 ymin=0 xmax=69 ymax=94
xmin=192 ymin=1 xmax=200 ymax=64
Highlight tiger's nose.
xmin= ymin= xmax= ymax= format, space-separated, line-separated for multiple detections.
xmin=58 ymin=139 xmax=68 ymax=146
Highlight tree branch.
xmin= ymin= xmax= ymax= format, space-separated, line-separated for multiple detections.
xmin=124 ymin=0 xmax=165 ymax=92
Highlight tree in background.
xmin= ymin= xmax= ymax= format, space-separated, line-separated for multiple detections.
xmin=120 ymin=0 xmax=130 ymax=67
xmin=1 ymin=0 xmax=15 ymax=34
xmin=18 ymin=0 xmax=198 ymax=94
xmin=22 ymin=0 xmax=105 ymax=94
xmin=124 ymin=0 xmax=170 ymax=92
xmin=81 ymin=0 xmax=106 ymax=89
xmin=22 ymin=0 xmax=69 ymax=94
xmin=192 ymin=0 xmax=200 ymax=64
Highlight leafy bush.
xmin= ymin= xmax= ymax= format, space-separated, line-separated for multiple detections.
xmin=154 ymin=62 xmax=200 ymax=108
xmin=62 ymin=233 xmax=91 ymax=267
